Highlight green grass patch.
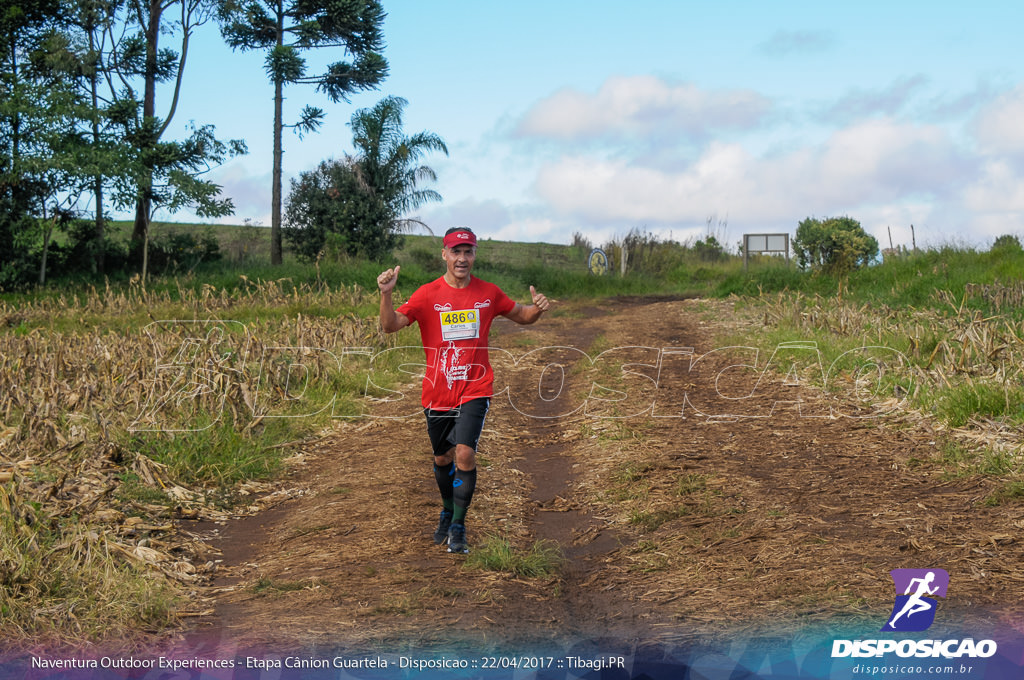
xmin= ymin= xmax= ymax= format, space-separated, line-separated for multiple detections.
xmin=676 ymin=473 xmax=709 ymax=496
xmin=130 ymin=421 xmax=284 ymax=489
xmin=464 ymin=535 xmax=564 ymax=578
xmin=937 ymin=440 xmax=1016 ymax=479
xmin=115 ymin=471 xmax=174 ymax=508
xmin=934 ymin=381 xmax=1024 ymax=428
xmin=984 ymin=479 xmax=1024 ymax=506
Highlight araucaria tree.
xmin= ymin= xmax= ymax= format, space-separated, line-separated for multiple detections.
xmin=218 ymin=0 xmax=388 ymax=265
xmin=284 ymin=95 xmax=448 ymax=261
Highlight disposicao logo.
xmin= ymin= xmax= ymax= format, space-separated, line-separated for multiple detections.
xmin=882 ymin=568 xmax=948 ymax=632
xmin=831 ymin=568 xmax=998 ymax=660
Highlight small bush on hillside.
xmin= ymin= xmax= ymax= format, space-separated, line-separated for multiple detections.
xmin=144 ymin=230 xmax=222 ymax=275
xmin=693 ymin=235 xmax=726 ymax=261
xmin=284 ymin=158 xmax=396 ymax=262
xmin=603 ymin=228 xmax=687 ymax=275
xmin=992 ymin=234 xmax=1022 ymax=252
xmin=793 ymin=216 xmax=878 ymax=274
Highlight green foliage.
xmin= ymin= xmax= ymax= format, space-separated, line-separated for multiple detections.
xmin=793 ymin=216 xmax=879 ymax=274
xmin=130 ymin=421 xmax=284 ymax=492
xmin=348 ymin=95 xmax=448 ymax=220
xmin=693 ymin=234 xmax=726 ymax=261
xmin=985 ymin=480 xmax=1024 ymax=507
xmin=285 ymin=97 xmax=447 ymax=261
xmin=935 ymin=381 xmax=1024 ymax=428
xmin=991 ymin=234 xmax=1022 ymax=252
xmin=0 ymin=0 xmax=244 ymax=281
xmin=146 ymin=229 xmax=223 ymax=274
xmin=284 ymin=157 xmax=393 ymax=261
xmin=601 ymin=228 xmax=686 ymax=275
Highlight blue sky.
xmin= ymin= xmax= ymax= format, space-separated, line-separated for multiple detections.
xmin=162 ymin=1 xmax=1024 ymax=250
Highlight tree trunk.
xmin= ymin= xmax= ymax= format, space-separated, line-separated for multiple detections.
xmin=88 ymin=24 xmax=104 ymax=274
xmin=270 ymin=2 xmax=284 ymax=266
xmin=271 ymin=77 xmax=284 ymax=265
xmin=130 ymin=0 xmax=162 ymax=264
xmin=142 ymin=211 xmax=149 ymax=282
xmin=39 ymin=208 xmax=52 ymax=286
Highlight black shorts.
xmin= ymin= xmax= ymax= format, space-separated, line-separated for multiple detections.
xmin=424 ymin=397 xmax=490 ymax=457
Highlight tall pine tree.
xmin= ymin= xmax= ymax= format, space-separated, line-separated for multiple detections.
xmin=218 ymin=0 xmax=387 ymax=265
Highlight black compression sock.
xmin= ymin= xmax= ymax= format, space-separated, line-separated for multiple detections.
xmin=452 ymin=467 xmax=477 ymax=523
xmin=434 ymin=461 xmax=455 ymax=511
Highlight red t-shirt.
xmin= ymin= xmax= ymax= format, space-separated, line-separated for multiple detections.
xmin=397 ymin=276 xmax=517 ymax=410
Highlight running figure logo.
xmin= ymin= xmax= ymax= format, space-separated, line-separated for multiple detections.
xmin=881 ymin=568 xmax=949 ymax=632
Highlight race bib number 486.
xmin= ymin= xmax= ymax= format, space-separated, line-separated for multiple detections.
xmin=440 ymin=309 xmax=480 ymax=341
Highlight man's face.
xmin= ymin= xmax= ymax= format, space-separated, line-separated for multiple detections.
xmin=442 ymin=244 xmax=476 ymax=280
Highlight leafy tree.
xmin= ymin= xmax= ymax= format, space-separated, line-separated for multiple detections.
xmin=0 ymin=0 xmax=88 ymax=286
xmin=218 ymin=0 xmax=388 ymax=265
xmin=112 ymin=0 xmax=245 ymax=278
xmin=693 ymin=234 xmax=724 ymax=262
xmin=793 ymin=215 xmax=878 ymax=274
xmin=284 ymin=95 xmax=447 ymax=262
xmin=1 ymin=0 xmax=244 ymax=285
xmin=283 ymin=156 xmax=390 ymax=260
xmin=349 ymin=95 xmax=448 ymax=231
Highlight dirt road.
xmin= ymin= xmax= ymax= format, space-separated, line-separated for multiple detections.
xmin=181 ymin=297 xmax=1024 ymax=655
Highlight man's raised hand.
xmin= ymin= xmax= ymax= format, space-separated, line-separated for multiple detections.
xmin=377 ymin=266 xmax=401 ymax=293
xmin=530 ymin=285 xmax=551 ymax=313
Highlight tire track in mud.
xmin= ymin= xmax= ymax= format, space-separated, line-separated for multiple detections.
xmin=490 ymin=310 xmax=654 ymax=643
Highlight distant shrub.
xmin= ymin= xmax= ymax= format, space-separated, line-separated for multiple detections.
xmin=693 ymin=235 xmax=726 ymax=262
xmin=602 ymin=228 xmax=686 ymax=275
xmin=571 ymin=231 xmax=593 ymax=251
xmin=145 ymin=230 xmax=222 ymax=274
xmin=793 ymin=215 xmax=878 ymax=274
xmin=992 ymin=234 xmax=1022 ymax=252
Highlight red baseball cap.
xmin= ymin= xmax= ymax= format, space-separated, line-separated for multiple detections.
xmin=443 ymin=229 xmax=477 ymax=248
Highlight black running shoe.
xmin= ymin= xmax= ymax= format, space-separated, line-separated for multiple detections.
xmin=447 ymin=522 xmax=468 ymax=554
xmin=434 ymin=510 xmax=453 ymax=544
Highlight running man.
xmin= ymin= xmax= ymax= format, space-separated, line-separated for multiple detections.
xmin=887 ymin=571 xmax=939 ymax=628
xmin=377 ymin=227 xmax=550 ymax=553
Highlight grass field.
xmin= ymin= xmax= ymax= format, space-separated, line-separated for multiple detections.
xmin=1 ymin=223 xmax=1022 ymax=645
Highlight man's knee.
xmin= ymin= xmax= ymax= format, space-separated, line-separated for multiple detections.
xmin=435 ymin=447 xmax=455 ymax=466
xmin=454 ymin=444 xmax=476 ymax=470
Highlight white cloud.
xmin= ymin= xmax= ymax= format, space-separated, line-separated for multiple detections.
xmin=210 ymin=162 xmax=274 ymax=226
xmin=419 ymin=198 xmax=514 ymax=236
xmin=514 ymin=75 xmax=771 ymax=142
xmin=532 ymin=118 xmax=965 ymax=232
xmin=972 ymin=85 xmax=1024 ymax=156
xmin=963 ymin=160 xmax=1024 ymax=213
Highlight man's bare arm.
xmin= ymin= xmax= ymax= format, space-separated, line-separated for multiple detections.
xmin=378 ymin=266 xmax=411 ymax=333
xmin=503 ymin=285 xmax=551 ymax=325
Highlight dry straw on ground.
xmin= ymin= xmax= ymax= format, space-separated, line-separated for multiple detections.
xmin=0 ymin=276 xmax=386 ymax=645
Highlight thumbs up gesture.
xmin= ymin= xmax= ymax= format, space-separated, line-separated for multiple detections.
xmin=530 ymin=285 xmax=550 ymax=313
